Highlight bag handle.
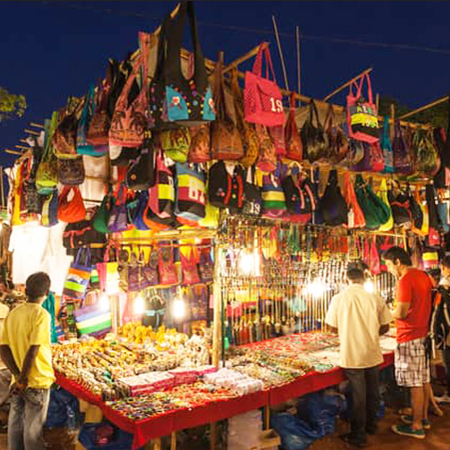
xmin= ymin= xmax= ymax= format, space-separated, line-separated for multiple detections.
xmin=75 ymin=246 xmax=92 ymax=267
xmin=323 ymin=104 xmax=335 ymax=133
xmin=308 ymin=100 xmax=322 ymax=129
xmin=356 ymin=72 xmax=374 ymax=104
xmin=252 ymin=42 xmax=276 ymax=82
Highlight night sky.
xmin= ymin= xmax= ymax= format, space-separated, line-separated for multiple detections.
xmin=1 ymin=1 xmax=450 ymax=167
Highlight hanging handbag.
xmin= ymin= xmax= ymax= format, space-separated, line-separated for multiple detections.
xmin=208 ymin=161 xmax=245 ymax=213
xmin=324 ymin=104 xmax=348 ymax=164
xmin=148 ymin=3 xmax=215 ymax=129
xmin=262 ymin=171 xmax=287 ymax=219
xmin=343 ymin=172 xmax=365 ymax=228
xmin=269 ymin=125 xmax=286 ymax=158
xmin=433 ymin=128 xmax=448 ymax=189
xmin=108 ymin=184 xmax=129 ymax=233
xmin=244 ymin=42 xmax=284 ymax=126
xmin=256 ymin=124 xmax=277 ymax=172
xmin=181 ymin=251 xmax=200 ymax=285
xmin=198 ymin=249 xmax=213 ymax=283
xmin=77 ymin=85 xmax=97 ymax=155
xmin=368 ymin=141 xmax=385 ymax=172
xmin=188 ymin=124 xmax=211 ymax=163
xmin=86 ymin=62 xmax=113 ymax=147
xmin=211 ymin=54 xmax=244 ymax=161
xmin=230 ymin=68 xmax=259 ymax=167
xmin=141 ymin=247 xmax=159 ymax=288
xmin=380 ymin=117 xmax=394 ymax=173
xmin=301 ymin=100 xmax=327 ymax=163
xmin=74 ymin=296 xmax=112 ymax=337
xmin=160 ymin=127 xmax=191 ymax=163
xmin=284 ymin=93 xmax=303 ymax=162
xmin=93 ymin=188 xmax=114 ymax=234
xmin=437 ymin=191 xmax=450 ymax=234
xmin=158 ymin=245 xmax=179 ymax=286
xmin=354 ymin=175 xmax=390 ymax=229
xmin=346 ymin=73 xmax=379 ymax=144
xmin=63 ymin=219 xmax=107 ymax=251
xmin=376 ymin=179 xmax=394 ymax=232
xmin=339 ymin=138 xmax=365 ymax=168
xmin=126 ymin=134 xmax=156 ymax=190
xmin=242 ymin=167 xmax=262 ymax=217
xmin=352 ymin=142 xmax=372 ymax=172
xmin=281 ymin=171 xmax=316 ymax=224
xmin=41 ymin=188 xmax=59 ymax=227
xmin=426 ymin=184 xmax=441 ymax=246
xmin=36 ymin=112 xmax=59 ymax=195
xmin=63 ymin=247 xmax=92 ymax=300
xmin=441 ymin=97 xmax=450 ymax=169
xmin=388 ymin=185 xmax=412 ymax=226
xmin=53 ymin=98 xmax=84 ymax=159
xmin=412 ymin=129 xmax=441 ymax=177
xmin=148 ymin=149 xmax=175 ymax=219
xmin=57 ymin=157 xmax=86 ymax=186
xmin=318 ymin=169 xmax=348 ymax=226
xmin=175 ymin=163 xmax=206 ymax=224
xmin=58 ymin=186 xmax=86 ymax=223
xmin=392 ymin=120 xmax=414 ymax=175
xmin=109 ymin=32 xmax=152 ymax=147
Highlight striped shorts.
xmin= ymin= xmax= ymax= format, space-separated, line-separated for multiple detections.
xmin=395 ymin=337 xmax=430 ymax=387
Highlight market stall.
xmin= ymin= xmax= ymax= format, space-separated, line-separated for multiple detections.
xmin=2 ymin=1 xmax=450 ymax=449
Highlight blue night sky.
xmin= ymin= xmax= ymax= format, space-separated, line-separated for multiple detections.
xmin=1 ymin=1 xmax=449 ymax=167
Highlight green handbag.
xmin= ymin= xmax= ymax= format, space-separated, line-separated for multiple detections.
xmin=36 ymin=111 xmax=59 ymax=195
xmin=159 ymin=128 xmax=191 ymax=163
xmin=93 ymin=189 xmax=113 ymax=234
xmin=354 ymin=175 xmax=390 ymax=230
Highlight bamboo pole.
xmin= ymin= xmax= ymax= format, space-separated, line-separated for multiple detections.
xmin=223 ymin=44 xmax=262 ymax=74
xmin=210 ymin=422 xmax=217 ymax=450
xmin=376 ymin=93 xmax=380 ymax=113
xmin=15 ymin=145 xmax=28 ymax=150
xmin=323 ymin=67 xmax=373 ymax=102
xmin=5 ymin=149 xmax=23 ymax=155
xmin=24 ymin=129 xmax=40 ymax=136
xmin=399 ymin=94 xmax=449 ymax=120
xmin=272 ymin=16 xmax=290 ymax=91
xmin=0 ymin=167 xmax=4 ymax=209
xmin=30 ymin=122 xmax=44 ymax=129
xmin=19 ymin=139 xmax=28 ymax=144
xmin=296 ymin=26 xmax=301 ymax=107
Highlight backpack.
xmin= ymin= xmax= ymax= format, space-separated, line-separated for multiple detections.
xmin=431 ymin=286 xmax=450 ymax=350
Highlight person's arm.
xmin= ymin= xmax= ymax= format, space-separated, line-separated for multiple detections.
xmin=393 ymin=301 xmax=410 ymax=320
xmin=17 ymin=346 xmax=40 ymax=387
xmin=379 ymin=324 xmax=390 ymax=335
xmin=393 ymin=276 xmax=411 ymax=320
xmin=0 ymin=345 xmax=20 ymax=378
xmin=325 ymin=296 xmax=339 ymax=334
xmin=378 ymin=295 xmax=393 ymax=335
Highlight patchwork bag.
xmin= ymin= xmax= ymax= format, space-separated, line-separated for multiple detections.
xmin=58 ymin=157 xmax=86 ymax=186
xmin=41 ymin=189 xmax=59 ymax=228
xmin=160 ymin=127 xmax=191 ymax=163
xmin=181 ymin=251 xmax=200 ymax=285
xmin=63 ymin=247 xmax=92 ymax=300
xmin=188 ymin=124 xmax=211 ymax=163
xmin=158 ymin=246 xmax=179 ymax=286
xmin=262 ymin=172 xmax=287 ymax=218
xmin=244 ymin=43 xmax=285 ymax=126
xmin=74 ymin=298 xmax=112 ymax=337
xmin=346 ymin=73 xmax=379 ymax=144
xmin=284 ymin=93 xmax=303 ymax=162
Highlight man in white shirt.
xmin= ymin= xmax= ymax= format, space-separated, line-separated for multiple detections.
xmin=325 ymin=266 xmax=392 ymax=447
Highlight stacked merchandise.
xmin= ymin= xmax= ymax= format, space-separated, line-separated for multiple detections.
xmin=227 ymin=410 xmax=263 ymax=450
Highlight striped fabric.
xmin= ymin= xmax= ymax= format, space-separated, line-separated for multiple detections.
xmin=74 ymin=303 xmax=112 ymax=336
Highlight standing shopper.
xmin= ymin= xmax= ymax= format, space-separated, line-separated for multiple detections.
xmin=325 ymin=266 xmax=392 ymax=447
xmin=0 ymin=272 xmax=55 ymax=450
xmin=432 ymin=255 xmax=450 ymax=403
xmin=384 ymin=247 xmax=433 ymax=439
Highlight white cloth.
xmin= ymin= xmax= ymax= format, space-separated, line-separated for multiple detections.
xmin=325 ymin=283 xmax=393 ymax=369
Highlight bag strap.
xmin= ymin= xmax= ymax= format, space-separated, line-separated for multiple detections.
xmin=252 ymin=43 xmax=276 ymax=82
xmin=356 ymin=72 xmax=374 ymax=104
xmin=308 ymin=100 xmax=322 ymax=128
xmin=323 ymin=104 xmax=335 ymax=132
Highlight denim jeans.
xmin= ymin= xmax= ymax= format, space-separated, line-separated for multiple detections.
xmin=8 ymin=388 xmax=50 ymax=450
xmin=344 ymin=366 xmax=380 ymax=441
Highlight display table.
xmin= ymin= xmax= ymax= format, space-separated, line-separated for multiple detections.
xmin=56 ymin=352 xmax=394 ymax=449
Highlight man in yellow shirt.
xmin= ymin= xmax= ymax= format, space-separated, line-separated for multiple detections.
xmin=0 ymin=272 xmax=55 ymax=450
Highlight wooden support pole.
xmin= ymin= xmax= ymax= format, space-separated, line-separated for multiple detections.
xmin=272 ymin=16 xmax=290 ymax=91
xmin=170 ymin=432 xmax=177 ymax=450
xmin=5 ymin=149 xmax=23 ymax=155
xmin=30 ymin=122 xmax=44 ymax=129
xmin=212 ymin=239 xmax=222 ymax=368
xmin=296 ymin=26 xmax=301 ymax=106
xmin=19 ymin=139 xmax=28 ymax=144
xmin=210 ymin=422 xmax=217 ymax=450
xmin=15 ymin=145 xmax=28 ymax=150
xmin=223 ymin=44 xmax=262 ymax=74
xmin=153 ymin=438 xmax=162 ymax=450
xmin=376 ymin=93 xmax=380 ymax=113
xmin=323 ymin=67 xmax=373 ymax=102
xmin=264 ymin=404 xmax=271 ymax=430
xmin=399 ymin=94 xmax=449 ymax=120
xmin=24 ymin=129 xmax=40 ymax=136
xmin=0 ymin=167 xmax=4 ymax=209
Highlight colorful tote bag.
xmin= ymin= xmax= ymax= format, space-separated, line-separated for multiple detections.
xmin=346 ymin=73 xmax=379 ymax=144
xmin=175 ymin=163 xmax=206 ymax=224
xmin=77 ymin=84 xmax=96 ymax=155
xmin=262 ymin=172 xmax=287 ymax=218
xmin=63 ymin=247 xmax=92 ymax=300
xmin=148 ymin=2 xmax=215 ymax=129
xmin=380 ymin=117 xmax=394 ymax=173
xmin=244 ymin=43 xmax=285 ymax=126
xmin=74 ymin=297 xmax=112 ymax=337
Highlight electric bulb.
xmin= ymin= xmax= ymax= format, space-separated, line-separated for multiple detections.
xmin=364 ymin=279 xmax=375 ymax=294
xmin=133 ymin=294 xmax=145 ymax=315
xmin=98 ymin=293 xmax=110 ymax=311
xmin=306 ymin=279 xmax=326 ymax=298
xmin=238 ymin=250 xmax=260 ymax=276
xmin=172 ymin=298 xmax=186 ymax=320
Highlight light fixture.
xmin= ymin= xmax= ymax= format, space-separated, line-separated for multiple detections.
xmin=305 ymin=279 xmax=327 ymax=298
xmin=238 ymin=249 xmax=260 ymax=276
xmin=172 ymin=297 xmax=187 ymax=321
xmin=364 ymin=279 xmax=375 ymax=294
xmin=133 ymin=293 xmax=145 ymax=315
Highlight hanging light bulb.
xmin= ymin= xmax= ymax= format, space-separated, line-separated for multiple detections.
xmin=364 ymin=279 xmax=375 ymax=294
xmin=98 ymin=293 xmax=110 ymax=311
xmin=133 ymin=293 xmax=145 ymax=315
xmin=172 ymin=297 xmax=187 ymax=321
xmin=238 ymin=249 xmax=260 ymax=276
xmin=305 ymin=279 xmax=327 ymax=298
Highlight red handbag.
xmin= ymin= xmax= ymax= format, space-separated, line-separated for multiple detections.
xmin=284 ymin=93 xmax=303 ymax=162
xmin=181 ymin=251 xmax=200 ymax=285
xmin=58 ymin=186 xmax=86 ymax=223
xmin=244 ymin=43 xmax=285 ymax=127
xmin=158 ymin=246 xmax=179 ymax=286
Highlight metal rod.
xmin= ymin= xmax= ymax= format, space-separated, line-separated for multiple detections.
xmin=272 ymin=15 xmax=290 ymax=91
xmin=399 ymin=94 xmax=449 ymax=120
xmin=323 ymin=67 xmax=373 ymax=102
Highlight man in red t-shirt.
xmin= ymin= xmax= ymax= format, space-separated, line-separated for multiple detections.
xmin=384 ymin=246 xmax=433 ymax=440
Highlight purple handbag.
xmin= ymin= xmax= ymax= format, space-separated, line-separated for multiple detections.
xmin=393 ymin=120 xmax=414 ymax=175
xmin=107 ymin=184 xmax=128 ymax=233
xmin=351 ymin=141 xmax=372 ymax=172
xmin=141 ymin=247 xmax=159 ymax=288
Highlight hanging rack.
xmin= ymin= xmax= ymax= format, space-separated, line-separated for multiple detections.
xmin=399 ymin=94 xmax=449 ymax=120
xmin=323 ymin=67 xmax=373 ymax=102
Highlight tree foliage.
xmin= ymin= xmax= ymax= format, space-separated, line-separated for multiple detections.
xmin=0 ymin=87 xmax=27 ymax=123
xmin=379 ymin=95 xmax=448 ymax=129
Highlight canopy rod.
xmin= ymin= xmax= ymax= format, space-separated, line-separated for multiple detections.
xmin=323 ymin=67 xmax=373 ymax=102
xmin=399 ymin=94 xmax=449 ymax=120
